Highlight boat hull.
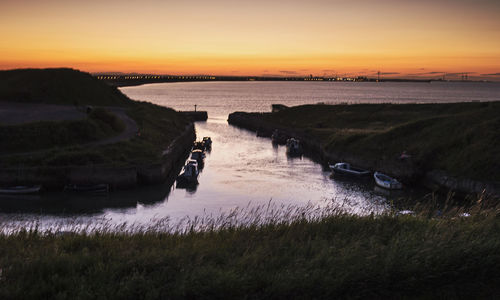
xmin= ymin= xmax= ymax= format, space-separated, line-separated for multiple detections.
xmin=374 ymin=172 xmax=402 ymax=190
xmin=330 ymin=165 xmax=370 ymax=177
xmin=176 ymin=175 xmax=198 ymax=186
xmin=0 ymin=185 xmax=41 ymax=195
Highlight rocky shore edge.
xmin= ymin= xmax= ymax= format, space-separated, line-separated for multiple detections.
xmin=228 ymin=112 xmax=500 ymax=197
xmin=0 ymin=124 xmax=195 ymax=191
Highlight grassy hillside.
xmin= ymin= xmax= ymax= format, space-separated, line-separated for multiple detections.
xmin=261 ymin=102 xmax=500 ymax=182
xmin=0 ymin=69 xmax=190 ymax=167
xmin=0 ymin=109 xmax=125 ymax=154
xmin=1 ymin=205 xmax=500 ymax=298
xmin=0 ymin=68 xmax=131 ymax=106
xmin=0 ymin=108 xmax=125 ymax=154
xmin=1 ymin=102 xmax=189 ymax=167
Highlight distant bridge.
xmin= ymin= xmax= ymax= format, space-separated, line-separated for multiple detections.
xmin=95 ymin=74 xmax=432 ymax=87
xmin=95 ymin=74 xmax=375 ymax=87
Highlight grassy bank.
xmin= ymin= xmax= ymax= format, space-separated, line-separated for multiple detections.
xmin=1 ymin=203 xmax=500 ymax=298
xmin=2 ymin=103 xmax=189 ymax=167
xmin=236 ymin=102 xmax=500 ymax=183
xmin=0 ymin=69 xmax=190 ymax=167
xmin=0 ymin=108 xmax=125 ymax=154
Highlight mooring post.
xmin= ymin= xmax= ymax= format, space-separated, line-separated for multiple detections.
xmin=194 ymin=104 xmax=197 ymax=112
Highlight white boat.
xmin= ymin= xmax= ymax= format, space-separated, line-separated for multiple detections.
xmin=0 ymin=185 xmax=41 ymax=195
xmin=286 ymin=138 xmax=301 ymax=155
xmin=374 ymin=172 xmax=402 ymax=190
xmin=329 ymin=162 xmax=370 ymax=176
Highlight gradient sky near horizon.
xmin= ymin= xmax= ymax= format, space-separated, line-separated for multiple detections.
xmin=1 ymin=0 xmax=500 ymax=79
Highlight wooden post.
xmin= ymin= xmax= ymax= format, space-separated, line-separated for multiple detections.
xmin=194 ymin=104 xmax=197 ymax=112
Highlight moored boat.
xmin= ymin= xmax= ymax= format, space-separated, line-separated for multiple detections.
xmin=286 ymin=138 xmax=302 ymax=155
xmin=193 ymin=141 xmax=205 ymax=151
xmin=374 ymin=172 xmax=403 ymax=190
xmin=190 ymin=149 xmax=205 ymax=164
xmin=329 ymin=162 xmax=370 ymax=176
xmin=177 ymin=160 xmax=199 ymax=185
xmin=0 ymin=185 xmax=42 ymax=195
xmin=202 ymin=136 xmax=212 ymax=148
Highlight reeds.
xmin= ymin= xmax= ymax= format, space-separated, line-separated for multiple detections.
xmin=1 ymin=194 xmax=500 ymax=298
xmin=1 ymin=192 xmax=497 ymax=236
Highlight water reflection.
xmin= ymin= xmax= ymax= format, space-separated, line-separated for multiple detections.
xmin=176 ymin=181 xmax=199 ymax=194
xmin=4 ymin=81 xmax=487 ymax=229
xmin=0 ymin=184 xmax=171 ymax=215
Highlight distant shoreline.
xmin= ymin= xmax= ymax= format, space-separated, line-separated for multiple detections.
xmin=95 ymin=73 xmax=499 ymax=88
xmin=100 ymin=76 xmax=474 ymax=88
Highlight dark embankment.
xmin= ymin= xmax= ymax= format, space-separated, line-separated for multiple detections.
xmin=228 ymin=102 xmax=500 ymax=196
xmin=0 ymin=107 xmax=125 ymax=154
xmin=0 ymin=68 xmax=132 ymax=106
xmin=0 ymin=69 xmax=195 ymax=189
xmin=2 ymin=206 xmax=500 ymax=298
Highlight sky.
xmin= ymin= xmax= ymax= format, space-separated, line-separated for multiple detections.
xmin=1 ymin=0 xmax=500 ymax=80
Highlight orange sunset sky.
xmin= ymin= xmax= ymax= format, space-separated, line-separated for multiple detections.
xmin=1 ymin=0 xmax=500 ymax=80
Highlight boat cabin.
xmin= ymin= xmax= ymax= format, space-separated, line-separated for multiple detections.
xmin=191 ymin=149 xmax=205 ymax=162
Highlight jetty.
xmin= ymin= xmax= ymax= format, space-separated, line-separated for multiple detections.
xmin=180 ymin=111 xmax=208 ymax=121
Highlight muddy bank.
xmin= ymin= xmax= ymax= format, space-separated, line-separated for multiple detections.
xmin=0 ymin=124 xmax=195 ymax=191
xmin=228 ymin=112 xmax=500 ymax=197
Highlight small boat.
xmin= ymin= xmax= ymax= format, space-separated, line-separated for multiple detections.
xmin=202 ymin=137 xmax=212 ymax=148
xmin=396 ymin=210 xmax=415 ymax=216
xmin=374 ymin=172 xmax=402 ymax=190
xmin=193 ymin=141 xmax=205 ymax=151
xmin=190 ymin=149 xmax=205 ymax=164
xmin=286 ymin=138 xmax=302 ymax=155
xmin=177 ymin=161 xmax=199 ymax=184
xmin=0 ymin=185 xmax=41 ymax=195
xmin=64 ymin=184 xmax=109 ymax=194
xmin=329 ymin=162 xmax=370 ymax=177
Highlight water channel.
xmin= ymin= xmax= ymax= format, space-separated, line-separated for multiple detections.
xmin=1 ymin=81 xmax=499 ymax=231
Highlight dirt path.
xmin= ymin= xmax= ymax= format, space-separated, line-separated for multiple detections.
xmin=90 ymin=107 xmax=138 ymax=146
xmin=0 ymin=102 xmax=139 ymax=157
xmin=0 ymin=102 xmax=86 ymax=125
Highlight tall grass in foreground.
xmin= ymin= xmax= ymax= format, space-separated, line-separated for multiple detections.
xmin=0 ymin=191 xmax=494 ymax=235
xmin=1 ymin=194 xmax=500 ymax=298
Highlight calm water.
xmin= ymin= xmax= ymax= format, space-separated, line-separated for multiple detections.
xmin=1 ymin=81 xmax=499 ymax=231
